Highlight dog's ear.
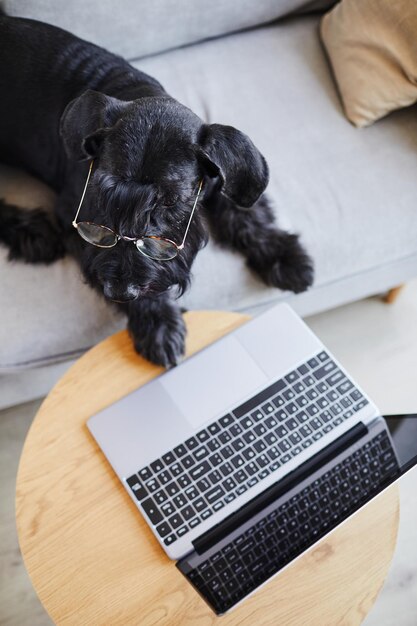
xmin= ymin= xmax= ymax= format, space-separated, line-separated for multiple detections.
xmin=60 ymin=89 xmax=129 ymax=161
xmin=196 ymin=124 xmax=269 ymax=208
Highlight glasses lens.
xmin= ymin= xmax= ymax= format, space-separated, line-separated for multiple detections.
xmin=77 ymin=222 xmax=118 ymax=248
xmin=136 ymin=237 xmax=178 ymax=261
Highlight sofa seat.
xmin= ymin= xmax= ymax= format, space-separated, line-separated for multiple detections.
xmin=2 ymin=15 xmax=417 ymax=375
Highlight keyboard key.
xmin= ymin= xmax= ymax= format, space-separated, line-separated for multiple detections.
xmin=196 ymin=477 xmax=211 ymax=492
xmin=206 ymin=486 xmax=225 ymax=504
xmin=234 ymin=469 xmax=248 ymax=483
xmin=162 ymin=451 xmax=175 ymax=465
xmin=169 ymin=513 xmax=184 ymax=529
xmin=173 ymin=494 xmax=187 ymax=508
xmin=285 ymin=371 xmax=299 ymax=384
xmin=170 ymin=463 xmax=183 ymax=477
xmin=275 ymin=425 xmax=288 ymax=438
xmin=178 ymin=474 xmax=191 ymax=489
xmin=296 ymin=410 xmax=308 ymax=423
xmin=182 ymin=455 xmax=195 ymax=469
xmin=262 ymin=402 xmax=275 ymax=414
xmin=161 ymin=501 xmax=175 ymax=516
xmin=208 ymin=469 xmax=223 ymax=484
xmin=156 ymin=522 xmax=171 ymax=537
xmin=150 ymin=459 xmax=164 ymax=473
xmin=221 ymin=445 xmax=234 ymax=459
xmin=138 ymin=467 xmax=152 ymax=481
xmin=275 ymin=409 xmax=288 ymax=422
xmin=307 ymin=357 xmax=319 ymax=368
xmin=251 ymin=410 xmax=264 ymax=421
xmin=313 ymin=361 xmax=337 ymax=380
xmin=265 ymin=432 xmax=277 ymax=445
xmin=231 ymin=454 xmax=245 ymax=468
xmin=154 ymin=490 xmax=168 ymax=505
xmin=243 ymin=448 xmax=256 ymax=461
xmin=286 ymin=402 xmax=298 ymax=415
xmin=166 ymin=481 xmax=180 ymax=497
xmin=208 ymin=423 xmax=221 ymax=435
xmin=297 ymin=364 xmax=309 ymax=375
xmin=185 ymin=485 xmax=200 ymax=500
xmin=232 ymin=438 xmax=245 ymax=452
xmin=229 ymin=423 xmax=243 ymax=437
xmin=219 ymin=431 xmax=232 ymax=444
xmin=196 ymin=429 xmax=210 ymax=442
xmin=283 ymin=389 xmax=295 ymax=402
xmin=126 ymin=475 xmax=147 ymax=500
xmin=209 ymin=453 xmax=223 ymax=467
xmin=246 ymin=461 xmax=259 ymax=476
xmin=194 ymin=445 xmax=209 ymax=461
xmin=207 ymin=439 xmax=221 ymax=452
xmin=177 ymin=526 xmax=188 ymax=537
xmin=326 ymin=371 xmax=344 ymax=386
xmin=272 ymin=396 xmax=285 ymax=408
xmin=254 ymin=441 xmax=267 ymax=453
xmin=278 ymin=440 xmax=291 ymax=453
xmin=233 ymin=379 xmax=286 ymax=418
xmin=192 ymin=496 xmax=206 ymax=511
xmin=220 ymin=414 xmax=234 ymax=428
xmin=164 ymin=534 xmax=176 ymax=546
xmin=173 ymin=444 xmax=187 ymax=457
xmin=181 ymin=505 xmax=195 ymax=521
xmin=145 ymin=478 xmax=160 ymax=493
xmin=220 ymin=462 xmax=234 ymax=476
xmin=302 ymin=375 xmax=315 ymax=387
xmin=223 ymin=477 xmax=237 ymax=491
xmin=190 ymin=461 xmax=211 ymax=480
xmin=254 ymin=423 xmax=267 ymax=436
xmin=185 ymin=437 xmax=199 ymax=451
xmin=141 ymin=498 xmax=163 ymax=525
xmin=286 ymin=418 xmax=298 ymax=431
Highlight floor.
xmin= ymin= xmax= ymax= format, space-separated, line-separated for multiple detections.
xmin=1 ymin=281 xmax=417 ymax=625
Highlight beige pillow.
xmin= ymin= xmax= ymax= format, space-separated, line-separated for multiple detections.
xmin=320 ymin=0 xmax=417 ymax=127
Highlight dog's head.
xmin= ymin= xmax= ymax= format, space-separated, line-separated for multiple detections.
xmin=60 ymin=89 xmax=269 ymax=303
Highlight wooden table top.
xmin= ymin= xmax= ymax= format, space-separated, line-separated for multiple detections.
xmin=16 ymin=310 xmax=399 ymax=625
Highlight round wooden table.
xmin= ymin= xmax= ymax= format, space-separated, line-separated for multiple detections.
xmin=16 ymin=311 xmax=399 ymax=625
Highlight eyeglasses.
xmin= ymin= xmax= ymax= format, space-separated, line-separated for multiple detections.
xmin=72 ymin=161 xmax=203 ymax=261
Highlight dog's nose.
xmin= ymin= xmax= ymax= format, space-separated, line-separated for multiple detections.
xmin=103 ymin=282 xmax=141 ymax=302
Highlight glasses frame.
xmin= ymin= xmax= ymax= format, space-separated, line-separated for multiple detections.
xmin=72 ymin=160 xmax=204 ymax=260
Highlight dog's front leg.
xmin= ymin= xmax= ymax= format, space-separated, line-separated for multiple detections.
xmin=205 ymin=192 xmax=314 ymax=294
xmin=126 ymin=294 xmax=186 ymax=368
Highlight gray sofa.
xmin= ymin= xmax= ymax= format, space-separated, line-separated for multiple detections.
xmin=2 ymin=0 xmax=417 ymax=409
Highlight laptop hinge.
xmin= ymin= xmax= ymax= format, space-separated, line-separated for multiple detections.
xmin=193 ymin=421 xmax=368 ymax=555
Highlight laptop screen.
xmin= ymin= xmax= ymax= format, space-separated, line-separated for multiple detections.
xmin=385 ymin=414 xmax=417 ymax=470
xmin=178 ymin=414 xmax=417 ymax=615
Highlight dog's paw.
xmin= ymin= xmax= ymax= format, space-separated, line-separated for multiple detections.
xmin=129 ymin=302 xmax=186 ymax=368
xmin=248 ymin=232 xmax=314 ymax=294
xmin=7 ymin=208 xmax=65 ymax=264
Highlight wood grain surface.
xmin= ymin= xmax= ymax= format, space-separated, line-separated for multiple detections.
xmin=15 ymin=310 xmax=399 ymax=625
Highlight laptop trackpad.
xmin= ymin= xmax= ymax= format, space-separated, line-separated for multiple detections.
xmin=160 ymin=336 xmax=268 ymax=430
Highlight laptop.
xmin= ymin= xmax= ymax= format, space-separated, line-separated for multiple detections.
xmin=87 ymin=303 xmax=408 ymax=614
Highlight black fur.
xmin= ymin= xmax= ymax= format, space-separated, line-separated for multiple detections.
xmin=0 ymin=13 xmax=314 ymax=367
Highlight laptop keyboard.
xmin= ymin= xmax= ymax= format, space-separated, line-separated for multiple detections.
xmin=126 ymin=351 xmax=369 ymax=547
xmin=178 ymin=430 xmax=399 ymax=614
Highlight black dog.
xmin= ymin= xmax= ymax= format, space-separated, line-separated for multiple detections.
xmin=0 ymin=12 xmax=314 ymax=367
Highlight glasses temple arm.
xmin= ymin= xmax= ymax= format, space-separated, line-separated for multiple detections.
xmin=179 ymin=179 xmax=204 ymax=249
xmin=72 ymin=160 xmax=94 ymax=227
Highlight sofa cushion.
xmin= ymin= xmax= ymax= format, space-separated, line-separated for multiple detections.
xmin=1 ymin=15 xmax=417 ymax=371
xmin=3 ymin=0 xmax=333 ymax=61
xmin=321 ymin=0 xmax=417 ymax=127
